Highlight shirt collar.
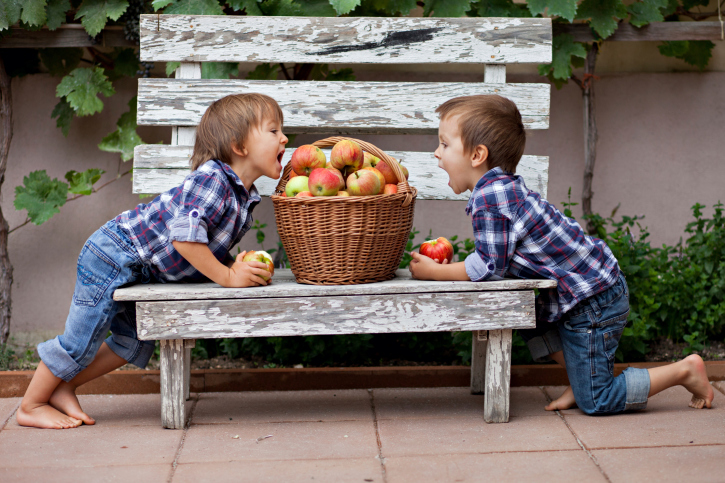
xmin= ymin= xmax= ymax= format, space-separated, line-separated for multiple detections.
xmin=465 ymin=167 xmax=507 ymax=215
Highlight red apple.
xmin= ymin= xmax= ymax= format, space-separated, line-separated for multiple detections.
xmin=295 ymin=191 xmax=314 ymax=197
xmin=383 ymin=184 xmax=398 ymax=194
xmin=362 ymin=167 xmax=385 ymax=189
xmin=285 ymin=176 xmax=309 ymax=197
xmin=290 ymin=145 xmax=326 ymax=176
xmin=346 ymin=169 xmax=381 ymax=196
xmin=241 ymin=250 xmax=274 ymax=280
xmin=337 ymin=191 xmax=350 ymax=197
xmin=308 ymin=168 xmax=340 ymax=196
xmin=372 ymin=158 xmax=400 ymax=185
xmin=326 ymin=166 xmax=345 ymax=190
xmin=362 ymin=151 xmax=381 ymax=168
xmin=419 ymin=237 xmax=454 ymax=264
xmin=330 ymin=140 xmax=364 ymax=172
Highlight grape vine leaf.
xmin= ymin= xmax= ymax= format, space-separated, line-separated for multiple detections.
xmin=370 ymin=0 xmax=417 ymax=15
xmin=39 ymin=48 xmax=83 ymax=77
xmin=51 ymin=98 xmax=75 ymax=137
xmin=539 ymin=33 xmax=587 ymax=85
xmin=246 ymin=63 xmax=279 ymax=80
xmin=329 ymin=0 xmax=362 ymax=15
xmin=75 ymin=0 xmax=130 ymax=37
xmin=0 ymin=1 xmax=22 ymax=31
xmin=107 ymin=48 xmax=140 ymax=81
xmin=659 ymin=40 xmax=715 ymax=70
xmin=165 ymin=61 xmax=180 ymax=77
xmin=152 ymin=0 xmax=174 ymax=9
xmin=680 ymin=0 xmax=709 ymax=9
xmin=65 ymin=168 xmax=106 ymax=195
xmin=527 ymin=0 xmax=577 ymax=22
xmin=297 ymin=0 xmax=337 ymax=16
xmin=160 ymin=0 xmax=224 ymax=14
xmin=424 ymin=0 xmax=472 ymax=17
xmin=202 ymin=62 xmax=239 ymax=79
xmin=472 ymin=0 xmax=531 ymax=18
xmin=98 ymin=96 xmax=143 ymax=161
xmin=56 ymin=67 xmax=116 ymax=116
xmin=310 ymin=64 xmax=356 ymax=81
xmin=575 ymin=0 xmax=626 ymax=39
xmin=46 ymin=0 xmax=70 ymax=30
xmin=260 ymin=0 xmax=304 ymax=15
xmin=228 ymin=0 xmax=264 ymax=15
xmin=20 ymin=0 xmax=47 ymax=27
xmin=626 ymin=0 xmax=667 ymax=28
xmin=14 ymin=170 xmax=69 ymax=225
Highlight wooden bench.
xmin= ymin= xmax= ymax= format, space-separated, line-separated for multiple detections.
xmin=114 ymin=14 xmax=554 ymax=429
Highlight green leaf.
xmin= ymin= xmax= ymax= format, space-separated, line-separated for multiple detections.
xmin=65 ymin=168 xmax=105 ymax=195
xmin=152 ymin=0 xmax=174 ymax=9
xmin=425 ymin=0 xmax=472 ymax=17
xmin=107 ymin=47 xmax=139 ymax=81
xmin=165 ymin=61 xmax=181 ymax=77
xmin=576 ymin=0 xmax=626 ymax=39
xmin=0 ymin=1 xmax=22 ymax=31
xmin=39 ymin=48 xmax=83 ymax=76
xmin=260 ymin=0 xmax=304 ymax=15
xmin=296 ymin=0 xmax=337 ymax=16
xmin=20 ymin=0 xmax=47 ymax=27
xmin=527 ymin=0 xmax=577 ymax=22
xmin=46 ymin=0 xmax=70 ymax=30
xmin=659 ymin=40 xmax=715 ymax=70
xmin=369 ymin=0 xmax=416 ymax=15
xmin=540 ymin=33 xmax=587 ymax=82
xmin=228 ymin=0 xmax=263 ymax=14
xmin=98 ymin=96 xmax=143 ymax=161
xmin=75 ymin=0 xmax=130 ymax=37
xmin=326 ymin=67 xmax=355 ymax=81
xmin=658 ymin=40 xmax=689 ymax=57
xmin=328 ymin=0 xmax=361 ymax=15
xmin=246 ymin=63 xmax=279 ymax=80
xmin=202 ymin=62 xmax=238 ymax=79
xmin=161 ymin=0 xmax=224 ymax=14
xmin=680 ymin=0 xmax=709 ymax=9
xmin=473 ymin=0 xmax=531 ymax=17
xmin=56 ymin=67 xmax=116 ymax=116
xmin=51 ymin=98 xmax=74 ymax=136
xmin=626 ymin=0 xmax=667 ymax=28
xmin=14 ymin=170 xmax=69 ymax=225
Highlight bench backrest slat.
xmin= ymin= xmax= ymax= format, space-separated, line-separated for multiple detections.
xmin=140 ymin=15 xmax=552 ymax=65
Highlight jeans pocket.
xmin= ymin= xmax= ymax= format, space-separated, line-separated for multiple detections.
xmin=73 ymin=242 xmax=120 ymax=307
xmin=601 ymin=316 xmax=627 ymax=374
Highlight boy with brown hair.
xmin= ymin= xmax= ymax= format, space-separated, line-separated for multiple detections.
xmin=409 ymin=94 xmax=714 ymax=414
xmin=18 ymin=93 xmax=288 ymax=429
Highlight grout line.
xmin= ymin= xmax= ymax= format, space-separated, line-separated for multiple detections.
xmin=167 ymin=394 xmax=199 ymax=483
xmin=541 ymin=387 xmax=612 ymax=483
xmin=0 ymin=399 xmax=20 ymax=432
xmin=368 ymin=389 xmax=388 ymax=483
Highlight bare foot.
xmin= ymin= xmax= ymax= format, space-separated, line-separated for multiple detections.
xmin=681 ymin=355 xmax=714 ymax=409
xmin=546 ymin=386 xmax=578 ymax=411
xmin=49 ymin=383 xmax=95 ymax=425
xmin=16 ymin=403 xmax=82 ymax=429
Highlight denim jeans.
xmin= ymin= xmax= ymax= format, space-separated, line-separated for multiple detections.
xmin=519 ymin=273 xmax=650 ymax=414
xmin=37 ymin=220 xmax=156 ymax=382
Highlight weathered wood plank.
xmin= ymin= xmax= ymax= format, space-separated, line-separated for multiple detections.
xmin=555 ymin=21 xmax=725 ymax=42
xmin=0 ymin=25 xmax=135 ymax=48
xmin=170 ymin=63 xmax=201 ymax=160
xmin=136 ymin=291 xmax=535 ymax=340
xmin=471 ymin=330 xmax=488 ymax=395
xmin=484 ymin=329 xmax=513 ymax=423
xmin=160 ymin=339 xmax=186 ymax=429
xmin=140 ymin=15 xmax=552 ymax=64
xmin=183 ymin=339 xmax=195 ymax=401
xmin=131 ymin=146 xmax=549 ymax=199
xmin=485 ymin=64 xmax=506 ymax=84
xmin=114 ymin=268 xmax=556 ymax=302
xmin=136 ymin=79 xmax=550 ymax=131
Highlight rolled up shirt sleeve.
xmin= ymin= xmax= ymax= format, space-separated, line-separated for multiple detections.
xmin=465 ymin=208 xmax=517 ymax=282
xmin=168 ymin=170 xmax=227 ymax=244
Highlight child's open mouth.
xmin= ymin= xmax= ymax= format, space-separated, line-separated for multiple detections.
xmin=277 ymin=150 xmax=285 ymax=165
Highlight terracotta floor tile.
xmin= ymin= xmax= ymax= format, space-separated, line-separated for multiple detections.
xmin=378 ymin=413 xmax=579 ymax=457
xmin=179 ymin=419 xmax=379 ymax=464
xmin=1 ymin=464 xmax=171 ymax=483
xmin=173 ymin=458 xmax=383 ymax=483
xmin=594 ymin=445 xmax=725 ymax=483
xmin=193 ymin=390 xmax=372 ymax=424
xmin=385 ymin=451 xmax=606 ymax=483
xmin=0 ymin=398 xmax=19 ymax=427
xmin=0 ymin=424 xmax=182 ymax=468
xmin=713 ymin=381 xmax=725 ymax=396
xmin=373 ymin=387 xmax=555 ymax=421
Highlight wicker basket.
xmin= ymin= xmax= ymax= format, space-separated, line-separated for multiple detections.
xmin=271 ymin=136 xmax=417 ymax=285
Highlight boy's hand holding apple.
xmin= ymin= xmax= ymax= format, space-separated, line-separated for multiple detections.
xmin=228 ymin=250 xmax=274 ymax=287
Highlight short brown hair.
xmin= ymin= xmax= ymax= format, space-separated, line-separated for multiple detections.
xmin=190 ymin=93 xmax=284 ymax=171
xmin=435 ymin=95 xmax=525 ymax=173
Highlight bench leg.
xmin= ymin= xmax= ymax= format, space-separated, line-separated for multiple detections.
xmin=484 ymin=329 xmax=512 ymax=423
xmin=183 ymin=339 xmax=195 ymax=401
xmin=160 ymin=339 xmax=187 ymax=429
xmin=470 ymin=330 xmax=488 ymax=394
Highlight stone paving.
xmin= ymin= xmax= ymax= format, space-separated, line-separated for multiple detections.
xmin=1 ymin=382 xmax=724 ymax=482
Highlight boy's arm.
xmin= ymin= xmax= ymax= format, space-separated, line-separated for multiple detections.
xmin=409 ymin=252 xmax=470 ymax=281
xmin=172 ymin=241 xmax=270 ymax=287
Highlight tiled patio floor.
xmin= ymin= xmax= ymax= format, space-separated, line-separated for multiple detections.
xmin=1 ymin=383 xmax=724 ymax=482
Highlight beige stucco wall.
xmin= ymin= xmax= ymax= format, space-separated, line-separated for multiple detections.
xmin=4 ymin=52 xmax=725 ymax=344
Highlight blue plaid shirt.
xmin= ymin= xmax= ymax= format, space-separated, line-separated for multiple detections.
xmin=115 ymin=159 xmax=261 ymax=282
xmin=464 ymin=167 xmax=620 ymax=322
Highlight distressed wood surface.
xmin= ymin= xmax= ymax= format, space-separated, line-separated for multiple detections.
xmin=131 ymin=146 xmax=549 ymax=199
xmin=135 ymin=291 xmax=535 ymax=341
xmin=484 ymin=329 xmax=513 ymax=423
xmin=170 ymin=63 xmax=201 ymax=148
xmin=183 ymin=339 xmax=195 ymax=401
xmin=136 ymin=79 xmax=550 ymax=131
xmin=470 ymin=330 xmax=488 ymax=395
xmin=140 ymin=15 xmax=552 ymax=65
xmin=555 ymin=21 xmax=725 ymax=42
xmin=485 ymin=64 xmax=506 ymax=84
xmin=0 ymin=25 xmax=135 ymax=48
xmin=114 ymin=268 xmax=556 ymax=302
xmin=160 ymin=339 xmax=186 ymax=429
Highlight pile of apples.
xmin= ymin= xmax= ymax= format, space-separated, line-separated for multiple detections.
xmin=281 ymin=140 xmax=409 ymax=198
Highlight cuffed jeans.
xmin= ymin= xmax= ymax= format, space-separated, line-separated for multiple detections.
xmin=519 ymin=273 xmax=650 ymax=414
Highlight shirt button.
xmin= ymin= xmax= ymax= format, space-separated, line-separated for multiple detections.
xmin=191 ymin=211 xmax=198 ymax=218
xmin=487 ymin=263 xmax=494 ymax=271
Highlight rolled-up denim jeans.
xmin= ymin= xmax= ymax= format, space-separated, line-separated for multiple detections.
xmin=37 ymin=220 xmax=156 ymax=382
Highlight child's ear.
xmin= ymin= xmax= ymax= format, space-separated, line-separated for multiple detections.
xmin=231 ymin=142 xmax=248 ymax=157
xmin=471 ymin=144 xmax=488 ymax=169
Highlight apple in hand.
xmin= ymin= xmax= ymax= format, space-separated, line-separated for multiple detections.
xmin=330 ymin=140 xmax=364 ymax=172
xmin=383 ymin=184 xmax=398 ymax=194
xmin=308 ymin=168 xmax=340 ymax=196
xmin=346 ymin=169 xmax=381 ymax=196
xmin=290 ymin=145 xmax=326 ymax=176
xmin=285 ymin=176 xmax=309 ymax=197
xmin=241 ymin=250 xmax=274 ymax=280
xmin=419 ymin=237 xmax=454 ymax=264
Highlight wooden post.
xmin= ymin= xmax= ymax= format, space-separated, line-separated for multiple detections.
xmin=171 ymin=62 xmax=201 ymax=147
xmin=160 ymin=339 xmax=187 ymax=429
xmin=183 ymin=339 xmax=195 ymax=401
xmin=0 ymin=57 xmax=13 ymax=345
xmin=484 ymin=329 xmax=513 ymax=423
xmin=470 ymin=330 xmax=488 ymax=394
